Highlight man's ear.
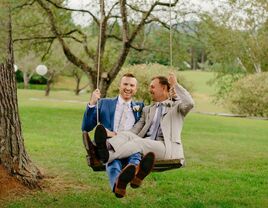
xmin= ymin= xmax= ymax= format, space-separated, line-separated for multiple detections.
xmin=163 ymin=85 xmax=168 ymax=92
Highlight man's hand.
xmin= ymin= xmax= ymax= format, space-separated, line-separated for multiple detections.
xmin=168 ymin=72 xmax=177 ymax=87
xmin=89 ymin=89 xmax=101 ymax=105
xmin=168 ymin=73 xmax=178 ymax=99
xmin=105 ymin=128 xmax=117 ymax=138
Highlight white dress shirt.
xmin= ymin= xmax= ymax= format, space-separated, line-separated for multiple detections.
xmin=113 ymin=96 xmax=135 ymax=133
xmin=146 ymin=100 xmax=168 ymax=137
xmin=87 ymin=96 xmax=135 ymax=132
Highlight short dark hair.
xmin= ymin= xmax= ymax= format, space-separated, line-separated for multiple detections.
xmin=122 ymin=73 xmax=136 ymax=79
xmin=152 ymin=76 xmax=170 ymax=91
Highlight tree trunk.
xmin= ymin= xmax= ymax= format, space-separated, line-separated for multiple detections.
xmin=75 ymin=77 xmax=81 ymax=95
xmin=190 ymin=46 xmax=196 ymax=70
xmin=201 ymin=49 xmax=206 ymax=70
xmin=45 ymin=73 xmax=54 ymax=96
xmin=73 ymin=71 xmax=82 ymax=95
xmin=23 ymin=72 xmax=29 ymax=89
xmin=45 ymin=78 xmax=53 ymax=96
xmin=45 ymin=81 xmax=52 ymax=96
xmin=0 ymin=5 xmax=42 ymax=188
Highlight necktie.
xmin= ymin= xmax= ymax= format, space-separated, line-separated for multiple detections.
xmin=150 ymin=103 xmax=163 ymax=140
xmin=117 ymin=103 xmax=128 ymax=132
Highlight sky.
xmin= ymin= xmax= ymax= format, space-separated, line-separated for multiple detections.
xmin=66 ymin=0 xmax=217 ymax=26
xmin=66 ymin=0 xmax=267 ymax=30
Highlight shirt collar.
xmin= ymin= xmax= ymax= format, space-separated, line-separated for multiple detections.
xmin=118 ymin=95 xmax=131 ymax=107
xmin=156 ymin=99 xmax=170 ymax=107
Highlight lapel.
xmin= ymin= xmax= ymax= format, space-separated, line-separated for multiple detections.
xmin=162 ymin=100 xmax=173 ymax=116
xmin=131 ymin=101 xmax=139 ymax=122
xmin=109 ymin=97 xmax=118 ymax=130
xmin=130 ymin=102 xmax=136 ymax=121
xmin=147 ymin=104 xmax=157 ymax=124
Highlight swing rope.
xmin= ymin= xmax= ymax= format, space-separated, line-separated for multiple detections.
xmin=96 ymin=12 xmax=103 ymax=125
xmin=169 ymin=0 xmax=173 ymax=67
xmin=169 ymin=0 xmax=174 ymax=104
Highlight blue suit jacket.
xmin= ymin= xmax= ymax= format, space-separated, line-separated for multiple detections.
xmin=81 ymin=97 xmax=144 ymax=132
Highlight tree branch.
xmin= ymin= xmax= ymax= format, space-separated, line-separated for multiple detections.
xmin=12 ymin=0 xmax=36 ymax=11
xmin=128 ymin=0 xmax=178 ymax=44
xmin=119 ymin=0 xmax=129 ymax=42
xmin=41 ymin=39 xmax=54 ymax=60
xmin=13 ymin=29 xmax=83 ymax=43
xmin=36 ymin=0 xmax=94 ymax=78
xmin=107 ymin=2 xmax=119 ymax=18
xmin=13 ymin=36 xmax=55 ymax=42
xmin=45 ymin=0 xmax=99 ymax=25
xmin=107 ymin=35 xmax=146 ymax=51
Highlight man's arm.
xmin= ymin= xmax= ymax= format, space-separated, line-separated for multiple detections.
xmin=81 ymin=89 xmax=101 ymax=132
xmin=81 ymin=105 xmax=98 ymax=132
xmin=174 ymin=84 xmax=194 ymax=116
xmin=168 ymin=73 xmax=194 ymax=116
xmin=130 ymin=106 xmax=147 ymax=134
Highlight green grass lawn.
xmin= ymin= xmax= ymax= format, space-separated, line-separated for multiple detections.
xmin=180 ymin=71 xmax=216 ymax=95
xmin=2 ymin=89 xmax=268 ymax=208
xmin=180 ymin=70 xmax=229 ymax=113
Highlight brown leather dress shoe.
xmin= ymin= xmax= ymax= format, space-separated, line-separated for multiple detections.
xmin=130 ymin=152 xmax=155 ymax=188
xmin=94 ymin=124 xmax=109 ymax=163
xmin=114 ymin=164 xmax=136 ymax=198
xmin=82 ymin=131 xmax=103 ymax=171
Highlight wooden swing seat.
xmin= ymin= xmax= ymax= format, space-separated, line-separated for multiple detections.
xmin=83 ymin=132 xmax=182 ymax=172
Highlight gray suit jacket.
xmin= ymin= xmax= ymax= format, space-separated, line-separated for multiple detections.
xmin=130 ymin=83 xmax=194 ymax=159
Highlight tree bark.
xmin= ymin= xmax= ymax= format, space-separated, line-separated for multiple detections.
xmin=201 ymin=49 xmax=206 ymax=70
xmin=45 ymin=71 xmax=55 ymax=96
xmin=23 ymin=72 xmax=29 ymax=89
xmin=75 ymin=77 xmax=81 ymax=95
xmin=190 ymin=46 xmax=196 ymax=70
xmin=0 ymin=5 xmax=42 ymax=188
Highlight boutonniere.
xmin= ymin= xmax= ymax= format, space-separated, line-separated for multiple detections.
xmin=132 ymin=105 xmax=142 ymax=112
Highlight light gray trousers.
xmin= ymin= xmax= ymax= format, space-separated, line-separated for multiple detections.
xmin=107 ymin=131 xmax=166 ymax=163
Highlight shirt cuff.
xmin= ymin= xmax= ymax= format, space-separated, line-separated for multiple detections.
xmin=87 ymin=104 xmax=96 ymax=108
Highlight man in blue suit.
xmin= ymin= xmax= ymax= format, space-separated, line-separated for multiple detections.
xmin=82 ymin=73 xmax=153 ymax=198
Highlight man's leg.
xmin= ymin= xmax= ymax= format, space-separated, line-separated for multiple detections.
xmin=108 ymin=136 xmax=166 ymax=163
xmin=94 ymin=127 xmax=165 ymax=163
xmin=108 ymin=132 xmax=142 ymax=156
xmin=106 ymin=152 xmax=141 ymax=192
xmin=127 ymin=152 xmax=141 ymax=166
xmin=132 ymin=138 xmax=166 ymax=160
xmin=106 ymin=159 xmax=122 ymax=191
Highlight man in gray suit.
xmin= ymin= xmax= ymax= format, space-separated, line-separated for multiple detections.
xmin=94 ymin=73 xmax=194 ymax=193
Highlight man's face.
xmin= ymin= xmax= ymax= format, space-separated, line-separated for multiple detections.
xmin=149 ymin=78 xmax=168 ymax=102
xmin=119 ymin=76 xmax=137 ymax=101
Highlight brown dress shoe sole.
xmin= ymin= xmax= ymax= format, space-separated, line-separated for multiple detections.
xmin=114 ymin=164 xmax=136 ymax=198
xmin=131 ymin=152 xmax=155 ymax=188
